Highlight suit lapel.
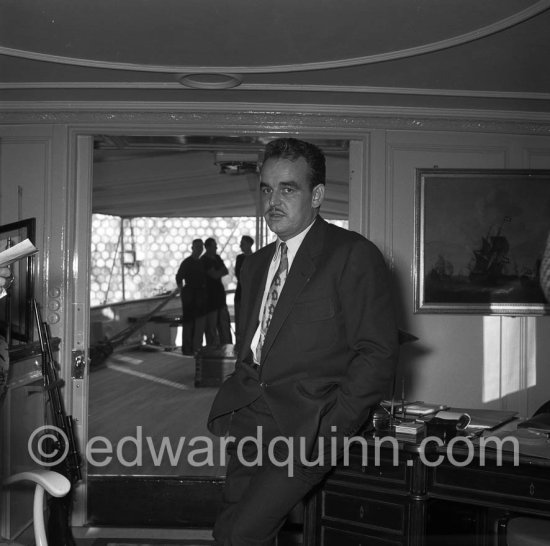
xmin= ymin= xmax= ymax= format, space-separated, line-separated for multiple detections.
xmin=260 ymin=218 xmax=326 ymax=361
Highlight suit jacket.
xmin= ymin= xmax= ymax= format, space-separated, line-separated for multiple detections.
xmin=207 ymin=217 xmax=399 ymax=457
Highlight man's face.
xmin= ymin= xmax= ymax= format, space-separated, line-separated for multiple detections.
xmin=191 ymin=241 xmax=203 ymax=257
xmin=206 ymin=241 xmax=217 ymax=255
xmin=260 ymin=157 xmax=324 ymax=241
xmin=240 ymin=238 xmax=252 ymax=253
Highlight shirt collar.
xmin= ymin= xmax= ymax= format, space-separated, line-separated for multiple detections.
xmin=273 ymin=216 xmax=317 ymax=267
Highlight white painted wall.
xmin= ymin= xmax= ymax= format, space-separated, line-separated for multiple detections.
xmin=1 ymin=107 xmax=549 ymax=530
xmin=1 ymin=113 xmax=549 ymax=417
xmin=383 ymin=130 xmax=550 ymax=415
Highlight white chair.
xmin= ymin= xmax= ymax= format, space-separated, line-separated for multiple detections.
xmin=2 ymin=470 xmax=71 ymax=546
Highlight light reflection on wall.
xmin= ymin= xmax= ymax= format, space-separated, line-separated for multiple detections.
xmin=483 ymin=316 xmax=536 ymax=404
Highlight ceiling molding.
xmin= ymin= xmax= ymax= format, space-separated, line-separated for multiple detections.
xmin=177 ymin=74 xmax=243 ymax=90
xmin=2 ymin=81 xmax=549 ymax=103
xmin=1 ymin=1 xmax=548 ymax=74
xmin=1 ymin=103 xmax=550 ymax=135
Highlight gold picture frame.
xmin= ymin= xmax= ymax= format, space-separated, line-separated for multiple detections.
xmin=414 ymin=169 xmax=550 ymax=315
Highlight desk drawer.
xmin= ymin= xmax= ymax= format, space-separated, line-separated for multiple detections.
xmin=431 ymin=462 xmax=550 ymax=513
xmin=333 ymin=450 xmax=413 ymax=492
xmin=322 ymin=525 xmax=403 ymax=546
xmin=322 ymin=487 xmax=406 ymax=534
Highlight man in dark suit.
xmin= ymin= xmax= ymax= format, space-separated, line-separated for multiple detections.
xmin=175 ymin=238 xmax=207 ymax=355
xmin=234 ymin=235 xmax=254 ymax=346
xmin=208 ymin=138 xmax=399 ymax=545
xmin=541 ymin=231 xmax=550 ymax=302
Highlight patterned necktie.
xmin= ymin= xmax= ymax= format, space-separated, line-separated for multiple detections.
xmin=255 ymin=243 xmax=288 ymax=363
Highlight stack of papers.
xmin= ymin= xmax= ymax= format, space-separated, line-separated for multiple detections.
xmin=0 ymin=238 xmax=38 ymax=267
xmin=394 ymin=422 xmax=425 ymax=435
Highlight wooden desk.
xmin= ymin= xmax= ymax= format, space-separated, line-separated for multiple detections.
xmin=303 ymin=432 xmax=550 ymax=546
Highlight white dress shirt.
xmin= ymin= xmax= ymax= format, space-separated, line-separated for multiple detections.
xmin=250 ymin=219 xmax=316 ymax=363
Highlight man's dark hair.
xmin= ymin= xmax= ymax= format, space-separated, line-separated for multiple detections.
xmin=204 ymin=237 xmax=216 ymax=249
xmin=263 ymin=138 xmax=326 ymax=189
xmin=192 ymin=238 xmax=203 ymax=246
xmin=241 ymin=235 xmax=254 ymax=246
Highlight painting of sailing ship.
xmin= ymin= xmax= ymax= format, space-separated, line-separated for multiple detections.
xmin=415 ymin=169 xmax=550 ymax=315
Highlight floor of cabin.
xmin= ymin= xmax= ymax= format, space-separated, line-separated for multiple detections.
xmin=78 ymin=345 xmax=303 ymax=546
xmin=74 ymin=526 xmax=302 ymax=545
xmin=89 ymin=344 xmax=221 ymax=476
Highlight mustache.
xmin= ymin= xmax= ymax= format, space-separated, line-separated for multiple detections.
xmin=266 ymin=207 xmax=285 ymax=215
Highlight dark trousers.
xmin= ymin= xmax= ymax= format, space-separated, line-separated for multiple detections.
xmin=181 ymin=314 xmax=205 ymax=355
xmin=213 ymin=397 xmax=330 ymax=546
xmin=205 ymin=306 xmax=233 ymax=346
xmin=180 ymin=289 xmax=206 ymax=354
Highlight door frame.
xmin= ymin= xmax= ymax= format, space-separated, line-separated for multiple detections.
xmin=66 ymin=113 xmax=368 ymax=528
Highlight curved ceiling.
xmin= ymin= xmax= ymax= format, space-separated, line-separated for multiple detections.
xmin=1 ymin=1 xmax=550 ymax=113
xmin=92 ymin=136 xmax=350 ymax=219
xmin=1 ymin=0 xmax=548 ymax=74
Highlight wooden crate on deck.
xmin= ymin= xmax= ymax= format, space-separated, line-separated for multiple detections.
xmin=194 ymin=344 xmax=236 ymax=387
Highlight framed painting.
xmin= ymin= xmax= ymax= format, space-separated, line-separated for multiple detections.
xmin=0 ymin=218 xmax=36 ymax=344
xmin=414 ymin=169 xmax=550 ymax=315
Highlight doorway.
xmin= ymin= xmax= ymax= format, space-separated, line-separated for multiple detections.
xmin=80 ymin=133 xmax=352 ymax=527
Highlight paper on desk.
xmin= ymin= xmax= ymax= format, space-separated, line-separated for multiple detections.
xmin=480 ymin=428 xmax=550 ymax=459
xmin=403 ymin=402 xmax=448 ymax=416
xmin=0 ymin=239 xmax=38 ymax=267
xmin=451 ymin=408 xmax=518 ymax=431
xmin=380 ymin=400 xmax=448 ymax=416
xmin=435 ymin=410 xmax=468 ymax=421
